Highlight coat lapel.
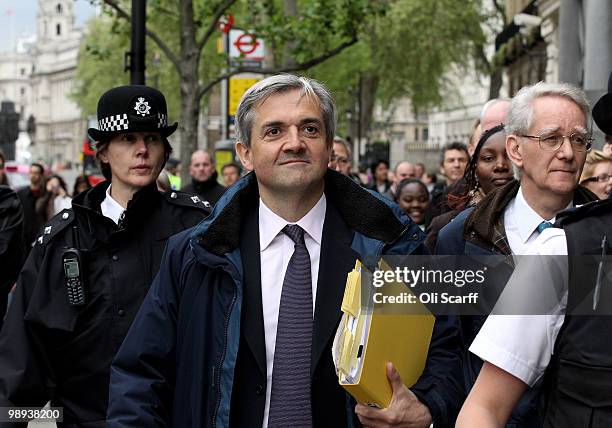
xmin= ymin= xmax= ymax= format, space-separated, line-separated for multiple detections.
xmin=240 ymin=208 xmax=267 ymax=377
xmin=311 ymin=202 xmax=360 ymax=374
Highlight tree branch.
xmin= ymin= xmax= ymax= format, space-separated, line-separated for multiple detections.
xmin=197 ymin=34 xmax=358 ymax=101
xmin=475 ymin=43 xmax=492 ymax=75
xmin=492 ymin=0 xmax=506 ymax=23
xmin=100 ymin=0 xmax=181 ymax=71
xmin=196 ymin=0 xmax=239 ymax=59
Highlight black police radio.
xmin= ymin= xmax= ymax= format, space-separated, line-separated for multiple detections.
xmin=62 ymin=226 xmax=86 ymax=306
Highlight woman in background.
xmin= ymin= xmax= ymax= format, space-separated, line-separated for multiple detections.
xmin=579 ymin=150 xmax=612 ymax=200
xmin=396 ymin=178 xmax=431 ymax=230
xmin=426 ymin=124 xmax=512 ymax=250
xmin=36 ymin=174 xmax=72 ymax=221
xmin=72 ymin=174 xmax=92 ymax=198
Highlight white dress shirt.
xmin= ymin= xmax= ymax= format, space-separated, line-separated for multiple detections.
xmin=259 ymin=194 xmax=326 ymax=427
xmin=470 ymin=228 xmax=568 ymax=386
xmin=503 ymin=187 xmax=566 ymax=255
xmin=100 ymin=185 xmax=126 ymax=225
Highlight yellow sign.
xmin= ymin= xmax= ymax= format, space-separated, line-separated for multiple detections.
xmin=215 ymin=150 xmax=234 ymax=177
xmin=229 ymin=77 xmax=260 ymax=116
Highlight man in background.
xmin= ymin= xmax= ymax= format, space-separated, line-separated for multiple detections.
xmin=430 ymin=142 xmax=469 ymax=217
xmin=384 ymin=161 xmax=416 ymax=200
xmin=16 ymin=163 xmax=46 ymax=253
xmin=181 ymin=149 xmax=226 ymax=205
xmin=221 ymin=162 xmax=241 ymax=187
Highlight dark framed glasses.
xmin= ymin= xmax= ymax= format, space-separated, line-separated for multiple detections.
xmin=520 ymin=133 xmax=593 ymax=152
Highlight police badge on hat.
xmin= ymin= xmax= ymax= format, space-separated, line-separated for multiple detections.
xmin=134 ymin=97 xmax=151 ymax=116
xmin=87 ymin=85 xmax=178 ymax=141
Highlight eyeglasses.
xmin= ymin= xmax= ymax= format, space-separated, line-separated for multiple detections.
xmin=335 ymin=157 xmax=349 ymax=165
xmin=330 ymin=155 xmax=349 ymax=165
xmin=582 ymin=173 xmax=612 ymax=183
xmin=520 ymin=133 xmax=593 ymax=152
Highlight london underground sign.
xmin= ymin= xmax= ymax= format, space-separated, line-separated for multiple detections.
xmin=229 ymin=29 xmax=264 ymax=61
xmin=234 ymin=34 xmax=259 ymax=55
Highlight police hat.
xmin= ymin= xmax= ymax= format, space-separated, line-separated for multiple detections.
xmin=87 ymin=85 xmax=178 ymax=141
xmin=593 ymin=71 xmax=612 ymax=135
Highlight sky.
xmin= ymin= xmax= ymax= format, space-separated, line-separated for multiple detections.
xmin=0 ymin=0 xmax=96 ymax=52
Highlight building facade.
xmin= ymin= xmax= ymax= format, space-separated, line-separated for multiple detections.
xmin=0 ymin=0 xmax=86 ymax=165
xmin=30 ymin=0 xmax=86 ymax=167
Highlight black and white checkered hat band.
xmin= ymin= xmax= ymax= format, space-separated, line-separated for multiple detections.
xmin=98 ymin=114 xmax=129 ymax=132
xmin=158 ymin=113 xmax=167 ymax=128
xmin=97 ymin=113 xmax=168 ymax=132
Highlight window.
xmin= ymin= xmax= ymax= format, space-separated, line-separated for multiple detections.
xmin=56 ymin=24 xmax=61 ymax=36
xmin=414 ymin=128 xmax=419 ymax=141
xmin=20 ymin=87 xmax=25 ymax=96
xmin=20 ymin=68 xmax=25 ymax=76
xmin=423 ymin=128 xmax=429 ymax=141
xmin=57 ymin=4 xmax=63 ymax=14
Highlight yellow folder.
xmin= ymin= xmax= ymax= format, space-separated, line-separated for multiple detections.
xmin=332 ymin=259 xmax=435 ymax=408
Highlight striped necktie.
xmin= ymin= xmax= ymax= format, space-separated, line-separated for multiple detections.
xmin=267 ymin=224 xmax=313 ymax=427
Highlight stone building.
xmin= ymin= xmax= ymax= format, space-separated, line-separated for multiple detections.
xmin=0 ymin=0 xmax=87 ymax=164
xmin=30 ymin=0 xmax=87 ymax=167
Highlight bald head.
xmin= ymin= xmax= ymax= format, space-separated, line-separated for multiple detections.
xmin=480 ymin=98 xmax=510 ymax=131
xmin=189 ymin=150 xmax=215 ymax=182
xmin=394 ymin=161 xmax=416 ymax=184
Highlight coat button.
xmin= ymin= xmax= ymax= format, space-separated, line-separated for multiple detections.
xmin=170 ymin=192 xmax=177 ymax=199
xmin=112 ymin=254 xmax=119 ymax=261
xmin=118 ymin=309 xmax=126 ymax=317
xmin=255 ymin=385 xmax=264 ymax=395
xmin=412 ymin=233 xmax=419 ymax=240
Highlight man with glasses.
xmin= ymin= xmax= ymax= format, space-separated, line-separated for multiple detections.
xmin=436 ymin=82 xmax=597 ymax=426
xmin=329 ymin=136 xmax=362 ymax=184
xmin=458 ymin=76 xmax=612 ymax=428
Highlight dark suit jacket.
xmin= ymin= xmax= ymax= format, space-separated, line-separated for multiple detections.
xmin=230 ymin=202 xmax=361 ymax=427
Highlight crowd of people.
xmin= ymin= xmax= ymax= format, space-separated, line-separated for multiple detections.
xmin=0 ymin=72 xmax=611 ymax=428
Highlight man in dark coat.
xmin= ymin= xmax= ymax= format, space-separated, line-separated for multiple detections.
xmin=181 ymin=149 xmax=226 ymax=205
xmin=437 ymin=81 xmax=597 ymax=427
xmin=16 ymin=162 xmax=46 ymax=253
xmin=108 ymin=75 xmax=464 ymax=428
xmin=0 ymin=85 xmax=210 ymax=427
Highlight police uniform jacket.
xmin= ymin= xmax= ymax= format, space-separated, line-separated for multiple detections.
xmin=0 ymin=181 xmax=210 ymax=428
xmin=0 ymin=186 xmax=25 ymax=329
xmin=541 ymin=198 xmax=612 ymax=427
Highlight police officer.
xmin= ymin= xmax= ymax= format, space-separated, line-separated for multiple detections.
xmin=0 ymin=185 xmax=24 ymax=328
xmin=0 ymin=85 xmax=210 ymax=427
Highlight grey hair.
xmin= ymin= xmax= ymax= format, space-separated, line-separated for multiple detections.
xmin=333 ymin=136 xmax=352 ymax=159
xmin=235 ymin=74 xmax=336 ymax=148
xmin=505 ymin=82 xmax=590 ymax=135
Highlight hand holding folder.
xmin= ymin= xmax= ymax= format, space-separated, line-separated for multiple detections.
xmin=332 ymin=259 xmax=435 ymax=409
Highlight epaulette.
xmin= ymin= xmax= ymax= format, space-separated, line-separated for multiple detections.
xmin=556 ymin=198 xmax=612 ymax=227
xmin=163 ymin=190 xmax=212 ymax=213
xmin=32 ymin=208 xmax=76 ymax=248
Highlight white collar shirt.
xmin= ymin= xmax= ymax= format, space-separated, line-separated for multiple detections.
xmin=503 ymin=186 xmax=570 ymax=255
xmin=259 ymin=194 xmax=326 ymax=427
xmin=100 ymin=185 xmax=126 ymax=225
xmin=470 ymin=228 xmax=568 ymax=386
